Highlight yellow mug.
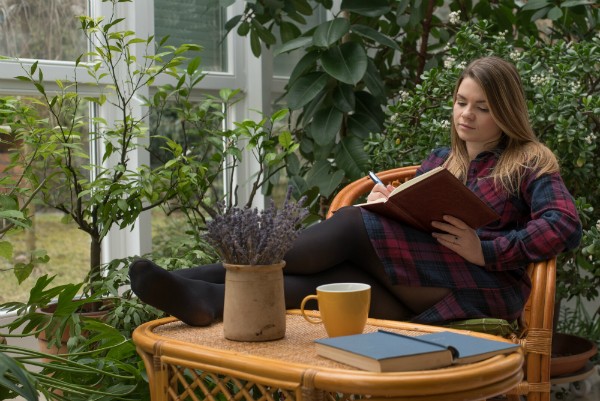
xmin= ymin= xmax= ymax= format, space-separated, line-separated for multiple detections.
xmin=300 ymin=283 xmax=371 ymax=337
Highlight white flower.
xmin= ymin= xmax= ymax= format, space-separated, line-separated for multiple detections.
xmin=584 ymin=133 xmax=597 ymax=145
xmin=596 ymin=220 xmax=600 ymax=231
xmin=444 ymin=57 xmax=456 ymax=69
xmin=530 ymin=74 xmax=550 ymax=86
xmin=509 ymin=51 xmax=521 ymax=61
xmin=399 ymin=90 xmax=410 ymax=101
xmin=449 ymin=11 xmax=461 ymax=25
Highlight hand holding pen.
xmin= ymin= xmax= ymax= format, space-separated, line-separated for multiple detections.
xmin=367 ymin=171 xmax=393 ymax=202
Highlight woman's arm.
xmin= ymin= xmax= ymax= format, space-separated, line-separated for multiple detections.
xmin=480 ymin=172 xmax=582 ymax=270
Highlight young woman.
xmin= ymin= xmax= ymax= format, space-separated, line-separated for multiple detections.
xmin=130 ymin=56 xmax=582 ymax=327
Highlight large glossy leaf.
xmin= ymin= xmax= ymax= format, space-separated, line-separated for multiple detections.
xmin=347 ymin=112 xmax=383 ymax=138
xmin=286 ymin=72 xmax=329 ymax=110
xmin=280 ymin=21 xmax=302 ymax=43
xmin=289 ymin=51 xmax=320 ymax=85
xmin=313 ymin=18 xmax=350 ymax=47
xmin=355 ymin=91 xmax=385 ymax=128
xmin=363 ymin=59 xmax=386 ymax=102
xmin=321 ymin=42 xmax=367 ymax=85
xmin=312 ymin=106 xmax=344 ymax=146
xmin=306 ymin=160 xmax=346 ymax=197
xmin=351 ymin=24 xmax=400 ymax=50
xmin=274 ymin=36 xmax=313 ymax=56
xmin=332 ymin=84 xmax=355 ymax=112
xmin=334 ymin=135 xmax=370 ymax=180
xmin=341 ymin=0 xmax=391 ymax=17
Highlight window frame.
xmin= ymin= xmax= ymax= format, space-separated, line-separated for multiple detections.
xmin=0 ymin=0 xmax=292 ymax=266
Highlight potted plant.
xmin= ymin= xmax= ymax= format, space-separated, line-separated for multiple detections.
xmin=204 ymin=187 xmax=308 ymax=341
xmin=0 ymin=0 xmax=203 ymax=352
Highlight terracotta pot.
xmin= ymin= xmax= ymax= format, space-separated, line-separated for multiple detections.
xmin=223 ymin=262 xmax=286 ymax=342
xmin=551 ymin=332 xmax=598 ymax=377
xmin=37 ymin=299 xmax=112 ymax=355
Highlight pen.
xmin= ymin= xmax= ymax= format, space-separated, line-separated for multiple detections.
xmin=368 ymin=171 xmax=384 ymax=186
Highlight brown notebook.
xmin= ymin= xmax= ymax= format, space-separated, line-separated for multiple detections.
xmin=356 ymin=166 xmax=500 ymax=232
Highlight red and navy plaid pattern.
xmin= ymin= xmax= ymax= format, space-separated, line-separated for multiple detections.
xmin=362 ymin=147 xmax=582 ymax=324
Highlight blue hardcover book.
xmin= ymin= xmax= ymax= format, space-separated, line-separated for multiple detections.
xmin=416 ymin=331 xmax=519 ymax=364
xmin=314 ymin=330 xmax=518 ymax=372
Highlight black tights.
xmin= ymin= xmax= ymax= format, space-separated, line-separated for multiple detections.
xmin=129 ymin=207 xmax=450 ymax=326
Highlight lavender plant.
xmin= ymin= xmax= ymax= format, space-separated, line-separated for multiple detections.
xmin=204 ymin=187 xmax=308 ymax=265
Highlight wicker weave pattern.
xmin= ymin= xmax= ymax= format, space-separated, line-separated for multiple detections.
xmin=133 ymin=313 xmax=524 ymax=401
xmin=164 ymin=365 xmax=297 ymax=401
xmin=328 ymin=166 xmax=556 ymax=401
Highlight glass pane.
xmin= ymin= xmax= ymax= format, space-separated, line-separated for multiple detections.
xmin=154 ymin=0 xmax=227 ymax=72
xmin=273 ymin=7 xmax=327 ymax=77
xmin=0 ymin=96 xmax=91 ymax=303
xmin=0 ymin=0 xmax=89 ymax=61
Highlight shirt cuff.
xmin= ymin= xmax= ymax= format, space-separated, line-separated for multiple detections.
xmin=481 ymin=240 xmax=497 ymax=265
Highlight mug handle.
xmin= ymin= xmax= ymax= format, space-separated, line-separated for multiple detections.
xmin=300 ymin=295 xmax=322 ymax=324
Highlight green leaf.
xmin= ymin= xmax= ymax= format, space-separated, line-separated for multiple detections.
xmin=341 ymin=0 xmax=391 ymax=17
xmin=0 ymin=240 xmax=13 ymax=261
xmin=561 ymin=0 xmax=594 ymax=6
xmin=363 ymin=59 xmax=386 ymax=102
xmin=274 ymin=36 xmax=313 ymax=55
xmin=288 ymin=50 xmax=319 ymax=85
xmin=351 ymin=24 xmax=400 ymax=50
xmin=334 ymin=135 xmax=370 ymax=179
xmin=0 ymin=353 xmax=39 ymax=401
xmin=225 ymin=15 xmax=243 ymax=34
xmin=286 ymin=72 xmax=329 ymax=110
xmin=14 ymin=262 xmax=34 ymax=284
xmin=332 ymin=84 xmax=355 ymax=112
xmin=313 ymin=18 xmax=350 ymax=47
xmin=521 ymin=0 xmax=550 ymax=11
xmin=311 ymin=106 xmax=344 ymax=146
xmin=187 ymin=57 xmax=201 ymax=75
xmin=355 ymin=91 xmax=385 ymax=126
xmin=306 ymin=160 xmax=345 ymax=197
xmin=547 ymin=6 xmax=563 ymax=20
xmin=280 ymin=21 xmax=302 ymax=43
xmin=250 ymin=30 xmax=262 ymax=57
xmin=347 ymin=112 xmax=382 ymax=137
xmin=237 ymin=21 xmax=250 ymax=36
xmin=320 ymin=42 xmax=367 ymax=85
xmin=252 ymin=19 xmax=277 ymax=45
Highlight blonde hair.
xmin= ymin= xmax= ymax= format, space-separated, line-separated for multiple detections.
xmin=445 ymin=56 xmax=559 ymax=195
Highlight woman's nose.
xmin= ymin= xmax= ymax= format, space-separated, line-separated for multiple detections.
xmin=462 ymin=108 xmax=475 ymax=119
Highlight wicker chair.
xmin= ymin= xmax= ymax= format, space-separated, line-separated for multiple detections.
xmin=327 ymin=166 xmax=556 ymax=401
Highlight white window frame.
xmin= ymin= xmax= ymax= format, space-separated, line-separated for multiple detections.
xmin=0 ymin=0 xmax=281 ymax=264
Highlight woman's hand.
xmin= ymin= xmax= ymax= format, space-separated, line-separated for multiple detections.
xmin=367 ymin=184 xmax=394 ymax=203
xmin=431 ymin=215 xmax=485 ymax=266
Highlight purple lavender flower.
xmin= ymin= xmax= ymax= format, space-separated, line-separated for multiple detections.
xmin=204 ymin=187 xmax=308 ymax=265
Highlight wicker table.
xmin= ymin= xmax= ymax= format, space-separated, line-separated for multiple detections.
xmin=133 ymin=311 xmax=523 ymax=401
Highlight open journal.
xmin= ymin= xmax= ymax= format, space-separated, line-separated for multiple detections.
xmin=356 ymin=166 xmax=500 ymax=232
xmin=314 ymin=330 xmax=519 ymax=372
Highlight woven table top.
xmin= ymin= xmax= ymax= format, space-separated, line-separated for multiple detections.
xmin=152 ymin=312 xmax=432 ymax=370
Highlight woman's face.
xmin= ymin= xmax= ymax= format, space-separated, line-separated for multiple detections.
xmin=453 ymin=77 xmax=503 ymax=157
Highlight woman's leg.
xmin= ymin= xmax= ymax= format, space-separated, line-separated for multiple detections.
xmin=129 ymin=258 xmax=413 ymax=325
xmin=129 ymin=206 xmax=449 ymax=325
